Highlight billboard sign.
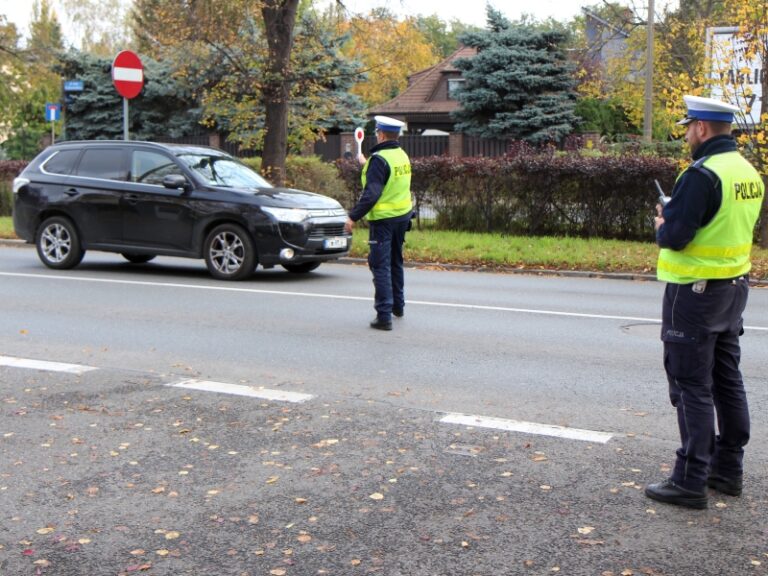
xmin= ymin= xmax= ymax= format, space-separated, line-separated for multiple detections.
xmin=707 ymin=27 xmax=764 ymax=126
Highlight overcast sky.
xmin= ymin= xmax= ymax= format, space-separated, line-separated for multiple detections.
xmin=0 ymin=0 xmax=599 ymax=44
xmin=1 ymin=0 xmax=681 ymax=46
xmin=329 ymin=0 xmax=588 ymax=27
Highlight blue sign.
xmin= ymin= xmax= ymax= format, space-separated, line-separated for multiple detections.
xmin=63 ymin=80 xmax=84 ymax=92
xmin=45 ymin=103 xmax=61 ymax=122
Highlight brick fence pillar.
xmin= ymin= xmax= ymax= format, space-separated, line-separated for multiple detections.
xmin=340 ymin=132 xmax=356 ymax=160
xmin=208 ymin=132 xmax=221 ymax=149
xmin=448 ymin=132 xmax=464 ymax=157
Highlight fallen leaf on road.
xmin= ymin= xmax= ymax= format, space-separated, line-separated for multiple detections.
xmin=577 ymin=526 xmax=595 ymax=535
xmin=36 ymin=527 xmax=55 ymax=535
xmin=369 ymin=492 xmax=384 ymax=500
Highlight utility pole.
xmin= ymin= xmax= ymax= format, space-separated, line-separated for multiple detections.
xmin=643 ymin=0 xmax=655 ymax=144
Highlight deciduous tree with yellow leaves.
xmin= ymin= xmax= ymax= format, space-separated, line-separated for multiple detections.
xmin=337 ymin=8 xmax=439 ymax=107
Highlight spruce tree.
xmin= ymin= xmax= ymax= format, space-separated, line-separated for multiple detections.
xmin=451 ymin=7 xmax=579 ymax=145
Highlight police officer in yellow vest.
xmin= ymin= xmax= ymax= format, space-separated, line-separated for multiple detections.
xmin=645 ymin=96 xmax=764 ymax=509
xmin=344 ymin=116 xmax=413 ymax=330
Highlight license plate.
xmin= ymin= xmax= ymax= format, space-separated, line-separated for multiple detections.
xmin=323 ymin=237 xmax=347 ymax=249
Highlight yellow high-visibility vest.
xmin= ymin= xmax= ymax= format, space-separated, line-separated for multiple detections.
xmin=362 ymin=147 xmax=413 ymax=221
xmin=657 ymin=151 xmax=764 ymax=283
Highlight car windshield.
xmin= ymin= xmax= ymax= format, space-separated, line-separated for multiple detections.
xmin=177 ymin=153 xmax=273 ymax=189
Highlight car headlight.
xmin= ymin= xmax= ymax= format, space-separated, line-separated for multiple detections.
xmin=261 ymin=206 xmax=310 ymax=223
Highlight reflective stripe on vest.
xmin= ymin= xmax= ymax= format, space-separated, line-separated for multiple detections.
xmin=657 ymin=151 xmax=764 ymax=283
xmin=362 ymin=147 xmax=413 ymax=221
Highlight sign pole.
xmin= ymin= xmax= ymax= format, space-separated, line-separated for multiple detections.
xmin=51 ymin=119 xmax=55 ymax=144
xmin=123 ymin=97 xmax=129 ymax=140
xmin=111 ymin=50 xmax=144 ymax=140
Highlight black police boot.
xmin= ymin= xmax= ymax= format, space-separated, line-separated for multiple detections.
xmin=393 ymin=308 xmax=404 ymax=318
xmin=370 ymin=317 xmax=392 ymax=331
xmin=707 ymin=474 xmax=742 ymax=496
xmin=645 ymin=479 xmax=708 ymax=509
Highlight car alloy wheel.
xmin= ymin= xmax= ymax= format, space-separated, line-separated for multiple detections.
xmin=203 ymin=223 xmax=256 ymax=280
xmin=35 ymin=216 xmax=85 ymax=270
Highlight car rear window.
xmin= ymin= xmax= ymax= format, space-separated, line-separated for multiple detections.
xmin=43 ymin=149 xmax=81 ymax=175
xmin=75 ymin=148 xmax=127 ymax=181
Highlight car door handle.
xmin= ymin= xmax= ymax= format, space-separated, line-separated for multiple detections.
xmin=124 ymin=194 xmax=140 ymax=204
xmin=64 ymin=188 xmax=79 ymax=197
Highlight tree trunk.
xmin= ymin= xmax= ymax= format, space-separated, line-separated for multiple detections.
xmin=261 ymin=0 xmax=299 ymax=187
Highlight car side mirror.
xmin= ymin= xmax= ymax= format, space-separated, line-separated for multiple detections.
xmin=163 ymin=174 xmax=190 ymax=192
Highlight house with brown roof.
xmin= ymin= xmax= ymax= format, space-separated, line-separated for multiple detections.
xmin=368 ymin=46 xmax=477 ymax=134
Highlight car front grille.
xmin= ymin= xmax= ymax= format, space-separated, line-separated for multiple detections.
xmin=309 ymin=223 xmax=346 ymax=239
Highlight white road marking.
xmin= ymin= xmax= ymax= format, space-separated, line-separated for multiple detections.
xmin=169 ymin=379 xmax=314 ymax=403
xmin=440 ymin=412 xmax=614 ymax=444
xmin=0 ymin=355 xmax=98 ymax=374
xmin=1 ymin=271 xmax=766 ymax=331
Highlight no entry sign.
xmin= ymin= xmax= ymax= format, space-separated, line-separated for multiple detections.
xmin=112 ymin=50 xmax=144 ymax=99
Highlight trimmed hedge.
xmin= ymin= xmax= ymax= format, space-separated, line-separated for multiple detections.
xmin=337 ymin=151 xmax=680 ymax=241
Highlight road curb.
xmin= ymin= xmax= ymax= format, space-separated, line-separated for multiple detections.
xmin=3 ymin=237 xmax=765 ymax=286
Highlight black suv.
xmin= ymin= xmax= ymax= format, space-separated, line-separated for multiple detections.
xmin=12 ymin=141 xmax=351 ymax=280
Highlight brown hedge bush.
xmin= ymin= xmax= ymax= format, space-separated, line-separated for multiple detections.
xmin=0 ymin=161 xmax=28 ymax=216
xmin=337 ymin=150 xmax=680 ymax=241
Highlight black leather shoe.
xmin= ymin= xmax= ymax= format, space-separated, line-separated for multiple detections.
xmin=707 ymin=474 xmax=742 ymax=496
xmin=393 ymin=308 xmax=404 ymax=318
xmin=370 ymin=318 xmax=392 ymax=331
xmin=645 ymin=479 xmax=708 ymax=509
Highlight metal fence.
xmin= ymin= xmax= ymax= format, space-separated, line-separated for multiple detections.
xmin=462 ymin=136 xmax=510 ymax=157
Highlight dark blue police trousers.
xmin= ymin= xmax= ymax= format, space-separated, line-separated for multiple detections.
xmin=661 ymin=276 xmax=750 ymax=491
xmin=368 ymin=217 xmax=409 ymax=321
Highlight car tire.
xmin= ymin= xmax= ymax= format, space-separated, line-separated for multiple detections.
xmin=281 ymin=262 xmax=321 ymax=273
xmin=122 ymin=253 xmax=156 ymax=264
xmin=203 ymin=223 xmax=256 ymax=280
xmin=35 ymin=216 xmax=85 ymax=270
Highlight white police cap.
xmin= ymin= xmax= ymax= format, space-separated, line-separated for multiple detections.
xmin=677 ymin=95 xmax=740 ymax=125
xmin=374 ymin=115 xmax=406 ymax=133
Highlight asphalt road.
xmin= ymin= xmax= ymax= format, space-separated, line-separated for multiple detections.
xmin=1 ymin=244 xmax=767 ymax=576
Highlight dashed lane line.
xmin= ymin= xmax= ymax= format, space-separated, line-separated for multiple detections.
xmin=168 ymin=379 xmax=314 ymax=403
xmin=0 ymin=355 xmax=98 ymax=375
xmin=440 ymin=412 xmax=614 ymax=444
xmin=1 ymin=355 xmax=615 ymax=442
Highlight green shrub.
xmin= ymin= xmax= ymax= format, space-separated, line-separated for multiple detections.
xmin=241 ymin=156 xmax=352 ymax=207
